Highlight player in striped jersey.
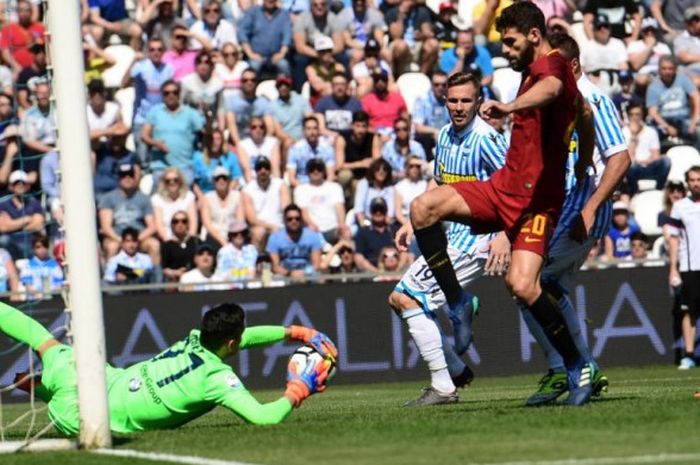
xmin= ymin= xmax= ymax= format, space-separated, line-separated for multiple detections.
xmin=388 ymin=73 xmax=510 ymax=406
xmin=518 ymin=33 xmax=631 ymax=406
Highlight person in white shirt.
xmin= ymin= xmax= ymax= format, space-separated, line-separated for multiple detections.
xmin=151 ymin=167 xmax=199 ymax=241
xmin=580 ymin=14 xmax=629 ymax=94
xmin=179 ymin=242 xmax=224 ymax=291
xmin=188 ymin=0 xmax=238 ymax=50
xmin=215 ymin=220 xmax=258 ymax=286
xmin=86 ymin=79 xmax=128 ymax=152
xmin=103 ymin=227 xmax=155 ymax=284
xmin=626 ymin=18 xmax=672 ymax=88
xmin=394 ymin=155 xmax=427 ymax=226
xmin=181 ymin=50 xmax=224 ymax=116
xmin=242 ymin=156 xmax=290 ymax=250
xmin=622 ymin=102 xmax=670 ymax=195
xmin=214 ymin=42 xmax=249 ymax=100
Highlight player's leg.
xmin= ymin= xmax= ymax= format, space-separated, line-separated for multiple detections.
xmin=678 ymin=271 xmax=699 ymax=369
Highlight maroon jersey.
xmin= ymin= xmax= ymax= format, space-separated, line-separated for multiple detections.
xmin=491 ymin=50 xmax=580 ymax=212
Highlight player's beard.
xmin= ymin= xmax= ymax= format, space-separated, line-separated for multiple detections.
xmin=511 ymin=44 xmax=535 ymax=72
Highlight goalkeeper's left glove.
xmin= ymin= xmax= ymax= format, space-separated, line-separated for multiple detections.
xmin=284 ymin=356 xmax=332 ymax=407
xmin=288 ymin=325 xmax=338 ymax=360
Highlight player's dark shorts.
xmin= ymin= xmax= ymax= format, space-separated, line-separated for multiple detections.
xmin=450 ymin=180 xmax=558 ymax=257
xmin=680 ymin=271 xmax=700 ymax=318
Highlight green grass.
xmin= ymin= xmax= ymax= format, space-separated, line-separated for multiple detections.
xmin=2 ymin=365 xmax=700 ymax=465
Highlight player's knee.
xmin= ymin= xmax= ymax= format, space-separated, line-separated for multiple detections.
xmin=410 ymin=193 xmax=438 ymax=228
xmin=388 ymin=291 xmax=402 ymax=314
xmin=506 ymin=274 xmax=539 ymax=304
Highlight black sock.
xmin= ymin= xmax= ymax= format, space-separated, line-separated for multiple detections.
xmin=528 ymin=290 xmax=581 ymax=368
xmin=686 ymin=352 xmax=695 ymax=359
xmin=414 ymin=223 xmax=462 ymax=306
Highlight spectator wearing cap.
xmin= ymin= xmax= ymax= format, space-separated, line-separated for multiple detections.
xmin=306 ymin=35 xmax=346 ymax=108
xmin=200 ymin=165 xmax=245 ymax=248
xmin=673 ymin=6 xmax=700 ymax=88
xmin=181 ymin=50 xmax=224 ymax=117
xmin=353 ymin=157 xmax=396 ymax=226
xmin=604 ymin=201 xmax=640 ymax=260
xmin=140 ymin=0 xmax=182 ymax=50
xmin=315 ymin=72 xmax=362 ymax=138
xmin=242 ymin=156 xmax=290 ymax=250
xmin=122 ymin=36 xmax=174 ymax=166
xmin=381 ymin=116 xmax=426 ymax=180
xmin=352 ymin=38 xmax=395 ymax=98
xmin=151 ymin=167 xmax=198 ymax=242
xmin=98 ymin=161 xmax=160 ymax=264
xmin=385 ymin=0 xmax=438 ymax=75
xmin=237 ymin=116 xmax=282 ymax=181
xmin=179 ymin=242 xmax=221 ymax=291
xmin=439 ymin=29 xmax=493 ymax=86
xmin=623 ymin=101 xmax=670 ymax=195
xmin=16 ymin=40 xmax=47 ymax=111
xmin=627 ymin=18 xmax=672 ymax=88
xmin=354 ymin=196 xmax=404 ymax=272
xmin=646 ymin=55 xmax=700 ymax=148
xmin=412 ymin=70 xmax=449 ymax=152
xmin=433 ymin=1 xmax=460 ymax=50
xmin=394 ymin=155 xmax=427 ymax=226
xmin=86 ymin=0 xmax=143 ymax=51
xmin=266 ymin=204 xmax=322 ymax=278
xmin=86 ymin=79 xmax=129 ymax=153
xmin=271 ymin=74 xmax=313 ymax=153
xmin=0 ymin=170 xmax=44 ymax=259
xmin=580 ymin=14 xmax=629 ymax=93
xmin=294 ymin=158 xmax=349 ymax=244
xmin=142 ymin=79 xmax=205 ymax=185
xmin=94 ymin=134 xmax=140 ymax=200
xmin=237 ymin=0 xmax=293 ymax=78
xmin=215 ymin=42 xmax=250 ymax=101
xmin=221 ymin=68 xmax=274 ymax=145
xmin=161 ymin=210 xmax=201 ymax=282
xmin=650 ymin=0 xmax=695 ymax=38
xmin=335 ymin=0 xmax=386 ymax=68
xmin=215 ymin=220 xmax=258 ymax=285
xmin=335 ymin=110 xmax=381 ymax=198
xmin=321 ymin=240 xmax=358 ymax=274
xmin=630 ymin=232 xmax=649 ymax=259
xmin=287 ymin=115 xmax=336 ymax=187
xmin=611 ymin=69 xmax=643 ymax=116
xmin=163 ymin=23 xmax=213 ymax=81
xmin=0 ymin=0 xmax=45 ymax=75
xmin=360 ymin=67 xmax=407 ymax=136
xmin=103 ymin=227 xmax=157 ymax=285
xmin=583 ymin=0 xmax=640 ymax=43
xmin=192 ymin=128 xmax=244 ymax=194
xmin=188 ymin=0 xmax=238 ymax=51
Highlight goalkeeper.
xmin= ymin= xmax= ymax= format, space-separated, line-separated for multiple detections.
xmin=1 ymin=301 xmax=337 ymax=436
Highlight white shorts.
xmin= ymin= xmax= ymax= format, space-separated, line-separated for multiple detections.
xmin=395 ymin=245 xmax=485 ymax=312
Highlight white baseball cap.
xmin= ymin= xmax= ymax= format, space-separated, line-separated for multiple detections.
xmin=9 ymin=170 xmax=28 ymax=184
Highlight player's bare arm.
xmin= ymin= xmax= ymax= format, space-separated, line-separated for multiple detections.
xmin=482 ymin=76 xmax=564 ymax=119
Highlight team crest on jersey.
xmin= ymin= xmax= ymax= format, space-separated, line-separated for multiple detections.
xmin=128 ymin=377 xmax=142 ymax=392
xmin=226 ymin=374 xmax=241 ymax=389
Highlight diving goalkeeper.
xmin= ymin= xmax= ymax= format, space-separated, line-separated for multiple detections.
xmin=1 ymin=301 xmax=337 ymax=436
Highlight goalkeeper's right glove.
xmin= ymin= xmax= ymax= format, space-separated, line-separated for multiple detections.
xmin=284 ymin=356 xmax=332 ymax=407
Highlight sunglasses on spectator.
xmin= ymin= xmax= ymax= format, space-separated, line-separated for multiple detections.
xmin=214 ymin=175 xmax=229 ymax=181
xmin=197 ymin=250 xmax=214 ymax=256
xmin=171 ymin=218 xmax=188 ymax=225
xmin=256 ymin=165 xmax=270 ymax=172
xmin=11 ymin=180 xmax=26 ymax=186
xmin=433 ymin=82 xmax=447 ymax=87
xmin=149 ymin=47 xmax=164 ymax=52
xmin=174 ymin=34 xmax=188 ymax=40
xmin=229 ymin=231 xmax=245 ymax=237
xmin=223 ymin=52 xmax=237 ymax=57
xmin=164 ymin=177 xmax=180 ymax=184
xmin=408 ymin=163 xmax=421 ymax=169
xmin=395 ymin=126 xmax=409 ymax=132
xmin=382 ymin=252 xmax=398 ymax=260
xmin=250 ymin=124 xmax=264 ymax=130
xmin=285 ymin=216 xmax=302 ymax=222
xmin=197 ymin=59 xmax=212 ymax=65
xmin=119 ymin=171 xmax=135 ymax=178
xmin=309 ymin=166 xmax=324 ymax=173
xmin=370 ymin=208 xmax=387 ymax=215
xmin=163 ymin=89 xmax=179 ymax=96
xmin=205 ymin=7 xmax=220 ymax=13
xmin=242 ymin=77 xmax=256 ymax=83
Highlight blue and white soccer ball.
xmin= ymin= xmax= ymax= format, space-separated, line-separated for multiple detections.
xmin=290 ymin=345 xmax=337 ymax=381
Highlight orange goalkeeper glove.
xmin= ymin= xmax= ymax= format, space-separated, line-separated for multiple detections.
xmin=288 ymin=325 xmax=338 ymax=360
xmin=284 ymin=356 xmax=332 ymax=407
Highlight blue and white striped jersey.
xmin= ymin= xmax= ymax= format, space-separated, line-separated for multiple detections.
xmin=434 ymin=115 xmax=508 ymax=254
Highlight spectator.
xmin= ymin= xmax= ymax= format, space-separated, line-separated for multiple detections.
xmin=237 ymin=116 xmax=281 ymax=180
xmin=352 ymin=38 xmax=395 ymax=98
xmin=20 ymin=234 xmax=64 ymax=299
xmin=353 ymin=157 xmax=395 ymax=226
xmin=611 ymin=70 xmax=643 ymax=117
xmin=385 ymin=0 xmax=438 ymax=75
xmin=0 ymin=0 xmax=45 ymax=76
xmin=630 ymin=231 xmax=649 ymax=259
xmin=151 ymin=167 xmax=198 ymax=243
xmin=221 ymin=68 xmax=274 ymax=145
xmin=659 ymin=179 xmax=687 ymax=257
xmin=103 ymin=227 xmax=156 ymax=285
xmin=0 ymin=125 xmax=22 ymax=190
xmin=242 ymin=156 xmax=290 ymax=250
xmin=163 ymin=24 xmax=212 ymax=81
xmin=94 ymin=134 xmax=140 ymax=200
xmin=16 ymin=40 xmax=47 ymax=111
xmin=306 ymin=35 xmax=346 ymax=108
xmin=627 ymin=18 xmax=672 ymax=89
xmin=142 ymin=79 xmax=205 ymax=185
xmin=532 ymin=0 xmax=575 ymax=22
xmin=87 ymin=0 xmax=143 ymax=50
xmin=439 ymin=30 xmax=494 ymax=86
xmin=623 ymin=102 xmax=670 ymax=195
xmin=181 ymin=50 xmax=224 ymax=116
xmin=360 ymin=67 xmax=407 ymax=136
xmin=189 ymin=0 xmax=238 ymax=51
xmin=315 ymin=71 xmax=362 ymax=137
xmin=39 ymin=148 xmax=61 ymax=219
xmin=321 ymin=240 xmax=358 ymax=274
xmin=98 ymin=161 xmax=160 ymax=263
xmin=140 ymin=0 xmax=181 ymax=50
xmin=433 ymin=1 xmax=460 ymax=50
xmin=20 ymin=80 xmax=55 ymax=181
xmin=0 ymin=170 xmax=44 ymax=259
xmin=214 ymin=42 xmax=249 ymax=100
xmin=0 ymin=0 xmax=39 ymax=24
xmin=604 ymin=201 xmax=640 ymax=260
xmin=294 ymin=158 xmax=349 ymax=244
xmin=583 ymin=0 xmax=640 ymax=42
xmin=580 ymin=14 xmax=629 ymax=93
xmin=674 ymin=6 xmax=700 ymax=88
xmin=83 ymin=33 xmax=117 ymax=85
xmin=123 ymin=36 xmax=174 ymax=166
xmin=413 ymin=71 xmax=450 ymax=154
xmin=650 ymin=0 xmax=694 ymax=38
xmin=472 ymin=0 xmax=512 ymax=57
xmin=335 ymin=110 xmax=380 ymax=199
xmin=646 ymin=55 xmax=700 ymax=148
xmin=0 ymin=247 xmax=20 ymax=297
xmin=200 ymin=166 xmax=245 ymax=249
xmin=179 ymin=242 xmax=221 ymax=291
xmin=335 ymin=0 xmax=386 ymax=68
xmin=271 ymin=74 xmax=313 ymax=152
xmin=286 ymin=115 xmax=335 ymax=187
xmin=161 ymin=210 xmax=200 ymax=283
xmin=237 ymin=0 xmax=292 ymax=77
xmin=394 ymin=155 xmax=427 ymax=225
xmin=215 ymin=220 xmax=258 ymax=285
xmin=353 ymin=197 xmax=402 ymax=272
xmin=86 ymin=79 xmax=128 ymax=153
xmin=193 ymin=128 xmax=244 ymax=194
xmin=381 ymin=116 xmax=426 ymax=179
xmin=374 ymin=245 xmax=403 ymax=280
xmin=266 ymin=204 xmax=322 ymax=278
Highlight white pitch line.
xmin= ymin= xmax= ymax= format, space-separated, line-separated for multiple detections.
xmin=93 ymin=448 xmax=263 ymax=465
xmin=468 ymin=452 xmax=700 ymax=465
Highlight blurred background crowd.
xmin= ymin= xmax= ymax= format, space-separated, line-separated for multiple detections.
xmin=0 ymin=0 xmax=698 ymax=295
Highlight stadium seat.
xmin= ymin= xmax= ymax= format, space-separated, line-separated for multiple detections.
xmin=650 ymin=235 xmax=666 ymax=259
xmin=630 ymin=189 xmax=664 ymax=236
xmin=492 ymin=67 xmax=520 ymax=103
xmin=666 ymin=145 xmax=700 ymax=182
xmin=255 ymin=79 xmax=278 ymax=101
xmin=396 ymin=72 xmax=431 ymax=114
xmin=101 ymin=44 xmax=135 ymax=89
xmin=114 ymin=87 xmax=135 ymax=128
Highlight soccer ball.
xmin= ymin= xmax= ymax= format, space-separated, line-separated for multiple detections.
xmin=289 ymin=345 xmax=337 ymax=381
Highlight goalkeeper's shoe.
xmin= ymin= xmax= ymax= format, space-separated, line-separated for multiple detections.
xmin=448 ymin=293 xmax=479 ymax=356
xmin=563 ymin=360 xmax=597 ymax=406
xmin=592 ymin=370 xmax=609 ymax=397
xmin=451 ymin=364 xmax=474 ymax=389
xmin=404 ymin=387 xmax=458 ymax=407
xmin=525 ymin=370 xmax=568 ymax=406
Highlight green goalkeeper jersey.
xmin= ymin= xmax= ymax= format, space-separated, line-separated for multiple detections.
xmin=106 ymin=325 xmax=293 ymax=433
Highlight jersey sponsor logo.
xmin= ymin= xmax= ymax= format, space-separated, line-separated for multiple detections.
xmin=227 ymin=374 xmax=241 ymax=389
xmin=128 ymin=377 xmax=142 ymax=392
xmin=438 ymin=162 xmax=477 ymax=184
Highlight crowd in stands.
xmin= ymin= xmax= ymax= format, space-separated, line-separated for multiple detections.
xmin=0 ymin=0 xmax=698 ymax=294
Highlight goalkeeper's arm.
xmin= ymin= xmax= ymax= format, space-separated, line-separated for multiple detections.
xmin=239 ymin=325 xmax=338 ymax=360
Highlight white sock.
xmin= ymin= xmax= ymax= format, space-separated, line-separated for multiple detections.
xmin=403 ymin=308 xmax=456 ymax=393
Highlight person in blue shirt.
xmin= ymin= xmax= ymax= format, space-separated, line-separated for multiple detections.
xmin=87 ymin=0 xmax=143 ymax=50
xmin=286 ymin=115 xmax=336 ymax=187
xmin=237 ymin=0 xmax=293 ymax=77
xmin=192 ymin=128 xmax=244 ymax=194
xmin=604 ymin=202 xmax=640 ymax=259
xmin=0 ymin=170 xmax=45 ymax=259
xmin=412 ymin=70 xmax=449 ymax=155
xmin=271 ymin=75 xmax=313 ymax=149
xmin=380 ymin=116 xmax=426 ymax=179
xmin=20 ymin=234 xmax=64 ymax=300
xmin=266 ymin=204 xmax=323 ymax=277
xmin=221 ymin=68 xmax=274 ymax=144
xmin=438 ymin=29 xmax=493 ymax=87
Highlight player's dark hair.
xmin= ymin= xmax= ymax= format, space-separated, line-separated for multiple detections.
xmin=121 ymin=227 xmax=139 ymax=242
xmin=548 ymin=33 xmax=580 ymax=60
xmin=495 ymin=2 xmax=546 ymax=37
xmin=200 ymin=302 xmax=246 ymax=351
xmin=353 ymin=111 xmax=369 ymax=124
xmin=686 ymin=165 xmax=700 ymax=182
xmin=446 ymin=72 xmax=482 ymax=97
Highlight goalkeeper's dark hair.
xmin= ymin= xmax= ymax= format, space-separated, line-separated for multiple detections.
xmin=548 ymin=33 xmax=580 ymax=61
xmin=495 ymin=2 xmax=546 ymax=37
xmin=200 ymin=302 xmax=246 ymax=350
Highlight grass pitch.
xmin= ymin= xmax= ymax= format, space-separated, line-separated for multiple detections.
xmin=2 ymin=365 xmax=700 ymax=465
